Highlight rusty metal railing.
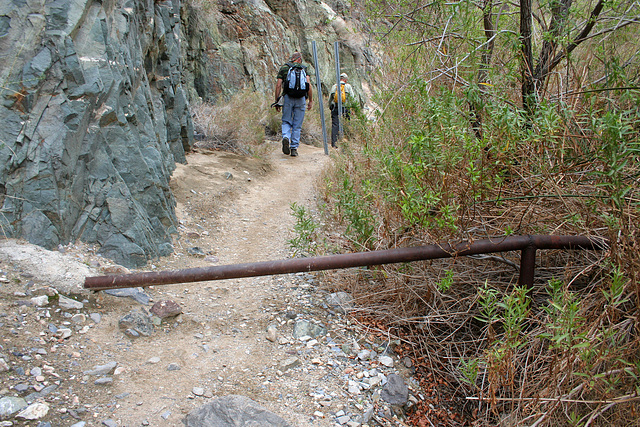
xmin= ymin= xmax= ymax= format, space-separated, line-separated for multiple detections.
xmin=84 ymin=235 xmax=607 ymax=291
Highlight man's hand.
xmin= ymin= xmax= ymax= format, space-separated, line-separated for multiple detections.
xmin=275 ymin=105 xmax=281 ymax=112
xmin=307 ymin=100 xmax=313 ymax=110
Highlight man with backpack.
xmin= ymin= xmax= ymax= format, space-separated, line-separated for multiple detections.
xmin=329 ymin=73 xmax=355 ymax=148
xmin=274 ymin=51 xmax=313 ymax=157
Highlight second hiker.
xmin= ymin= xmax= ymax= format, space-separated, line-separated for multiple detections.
xmin=329 ymin=72 xmax=355 ymax=148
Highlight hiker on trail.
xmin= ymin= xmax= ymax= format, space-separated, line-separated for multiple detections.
xmin=274 ymin=51 xmax=313 ymax=158
xmin=329 ymin=72 xmax=355 ymax=148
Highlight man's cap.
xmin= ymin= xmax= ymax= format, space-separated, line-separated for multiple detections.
xmin=290 ymin=52 xmax=302 ymax=62
xmin=340 ymin=73 xmax=348 ymax=79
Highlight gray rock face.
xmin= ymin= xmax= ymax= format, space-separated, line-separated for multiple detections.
xmin=0 ymin=0 xmax=191 ymax=268
xmin=181 ymin=0 xmax=379 ymax=105
xmin=0 ymin=0 xmax=379 ymax=268
xmin=183 ymin=395 xmax=293 ymax=427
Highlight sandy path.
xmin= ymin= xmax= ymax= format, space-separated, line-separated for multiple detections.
xmin=108 ymin=142 xmax=340 ymax=426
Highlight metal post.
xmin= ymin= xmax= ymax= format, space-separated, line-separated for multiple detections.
xmin=518 ymin=245 xmax=537 ymax=287
xmin=312 ymin=41 xmax=328 ymax=155
xmin=334 ymin=42 xmax=343 ymax=140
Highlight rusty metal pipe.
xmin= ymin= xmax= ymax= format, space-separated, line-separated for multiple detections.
xmin=84 ymin=235 xmax=607 ymax=291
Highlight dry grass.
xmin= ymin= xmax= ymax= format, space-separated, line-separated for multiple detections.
xmin=190 ymin=88 xmax=329 ymax=156
xmin=190 ymin=90 xmax=274 ymax=155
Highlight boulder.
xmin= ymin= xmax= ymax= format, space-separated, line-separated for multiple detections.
xmin=183 ymin=395 xmax=293 ymax=427
xmin=0 ymin=0 xmax=190 ymax=268
xmin=0 ymin=240 xmax=93 ymax=294
xmin=0 ymin=0 xmax=379 ymax=268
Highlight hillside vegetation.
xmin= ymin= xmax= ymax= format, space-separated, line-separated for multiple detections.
xmin=296 ymin=0 xmax=639 ymax=425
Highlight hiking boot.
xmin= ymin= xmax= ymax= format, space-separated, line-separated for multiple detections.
xmin=282 ymin=137 xmax=290 ymax=155
xmin=290 ymin=148 xmax=298 ymax=157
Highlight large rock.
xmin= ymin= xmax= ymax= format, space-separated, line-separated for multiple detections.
xmin=183 ymin=395 xmax=293 ymax=427
xmin=0 ymin=240 xmax=93 ymax=294
xmin=0 ymin=396 xmax=28 ymax=417
xmin=381 ymin=373 xmax=409 ymax=405
xmin=0 ymin=0 xmax=379 ymax=268
xmin=0 ymin=0 xmax=192 ymax=268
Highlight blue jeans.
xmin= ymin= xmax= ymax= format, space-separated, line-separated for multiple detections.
xmin=281 ymin=94 xmax=306 ymax=149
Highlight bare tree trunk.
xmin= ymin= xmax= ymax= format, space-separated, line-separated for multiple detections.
xmin=533 ymin=0 xmax=573 ymax=91
xmin=520 ymin=0 xmax=535 ymax=115
xmin=520 ymin=0 xmax=606 ymax=115
xmin=471 ymin=0 xmax=496 ymax=138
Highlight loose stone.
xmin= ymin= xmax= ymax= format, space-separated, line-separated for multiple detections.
xmin=150 ymin=300 xmax=182 ymax=318
xmin=71 ymin=313 xmax=86 ymax=323
xmin=266 ymin=325 xmax=277 ymax=342
xmin=16 ymin=402 xmax=49 ymax=420
xmin=84 ymin=362 xmax=118 ymax=376
xmin=378 ymin=355 xmax=394 ymax=367
xmin=56 ymin=328 xmax=72 ymax=339
xmin=0 ymin=396 xmax=28 ymax=416
xmin=58 ymin=295 xmax=84 ymax=310
xmin=31 ymin=296 xmax=49 ymax=307
xmin=279 ymin=357 xmax=300 ymax=372
xmin=0 ymin=358 xmax=9 ymax=373
xmin=381 ymin=373 xmax=409 ymax=405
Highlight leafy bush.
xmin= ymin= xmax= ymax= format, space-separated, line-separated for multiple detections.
xmin=312 ymin=7 xmax=640 ymax=424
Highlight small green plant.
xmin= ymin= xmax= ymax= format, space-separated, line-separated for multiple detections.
xmin=540 ymin=279 xmax=588 ymax=353
xmin=335 ymin=173 xmax=375 ymax=249
xmin=437 ymin=270 xmax=455 ymax=292
xmin=568 ymin=411 xmax=582 ymax=427
xmin=475 ymin=281 xmax=500 ymax=326
xmin=459 ymin=357 xmax=480 ymax=387
xmin=288 ymin=202 xmax=318 ymax=257
xmin=590 ymin=110 xmax=639 ymax=211
xmin=475 ymin=284 xmax=531 ymax=400
xmin=497 ymin=285 xmax=530 ymax=349
xmin=602 ymin=266 xmax=629 ymax=306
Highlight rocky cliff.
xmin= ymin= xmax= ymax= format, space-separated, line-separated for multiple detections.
xmin=0 ymin=0 xmax=378 ymax=268
xmin=181 ymin=0 xmax=378 ymax=103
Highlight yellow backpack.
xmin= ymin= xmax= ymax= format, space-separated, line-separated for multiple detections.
xmin=333 ymin=83 xmax=346 ymax=103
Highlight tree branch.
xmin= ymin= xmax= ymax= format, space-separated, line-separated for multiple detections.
xmin=545 ymin=0 xmax=607 ymax=73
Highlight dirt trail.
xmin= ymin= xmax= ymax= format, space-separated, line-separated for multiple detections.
xmin=117 ymin=142 xmax=337 ymax=425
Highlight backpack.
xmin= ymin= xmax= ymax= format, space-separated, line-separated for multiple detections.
xmin=333 ymin=83 xmax=346 ymax=104
xmin=285 ymin=64 xmax=308 ymax=98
